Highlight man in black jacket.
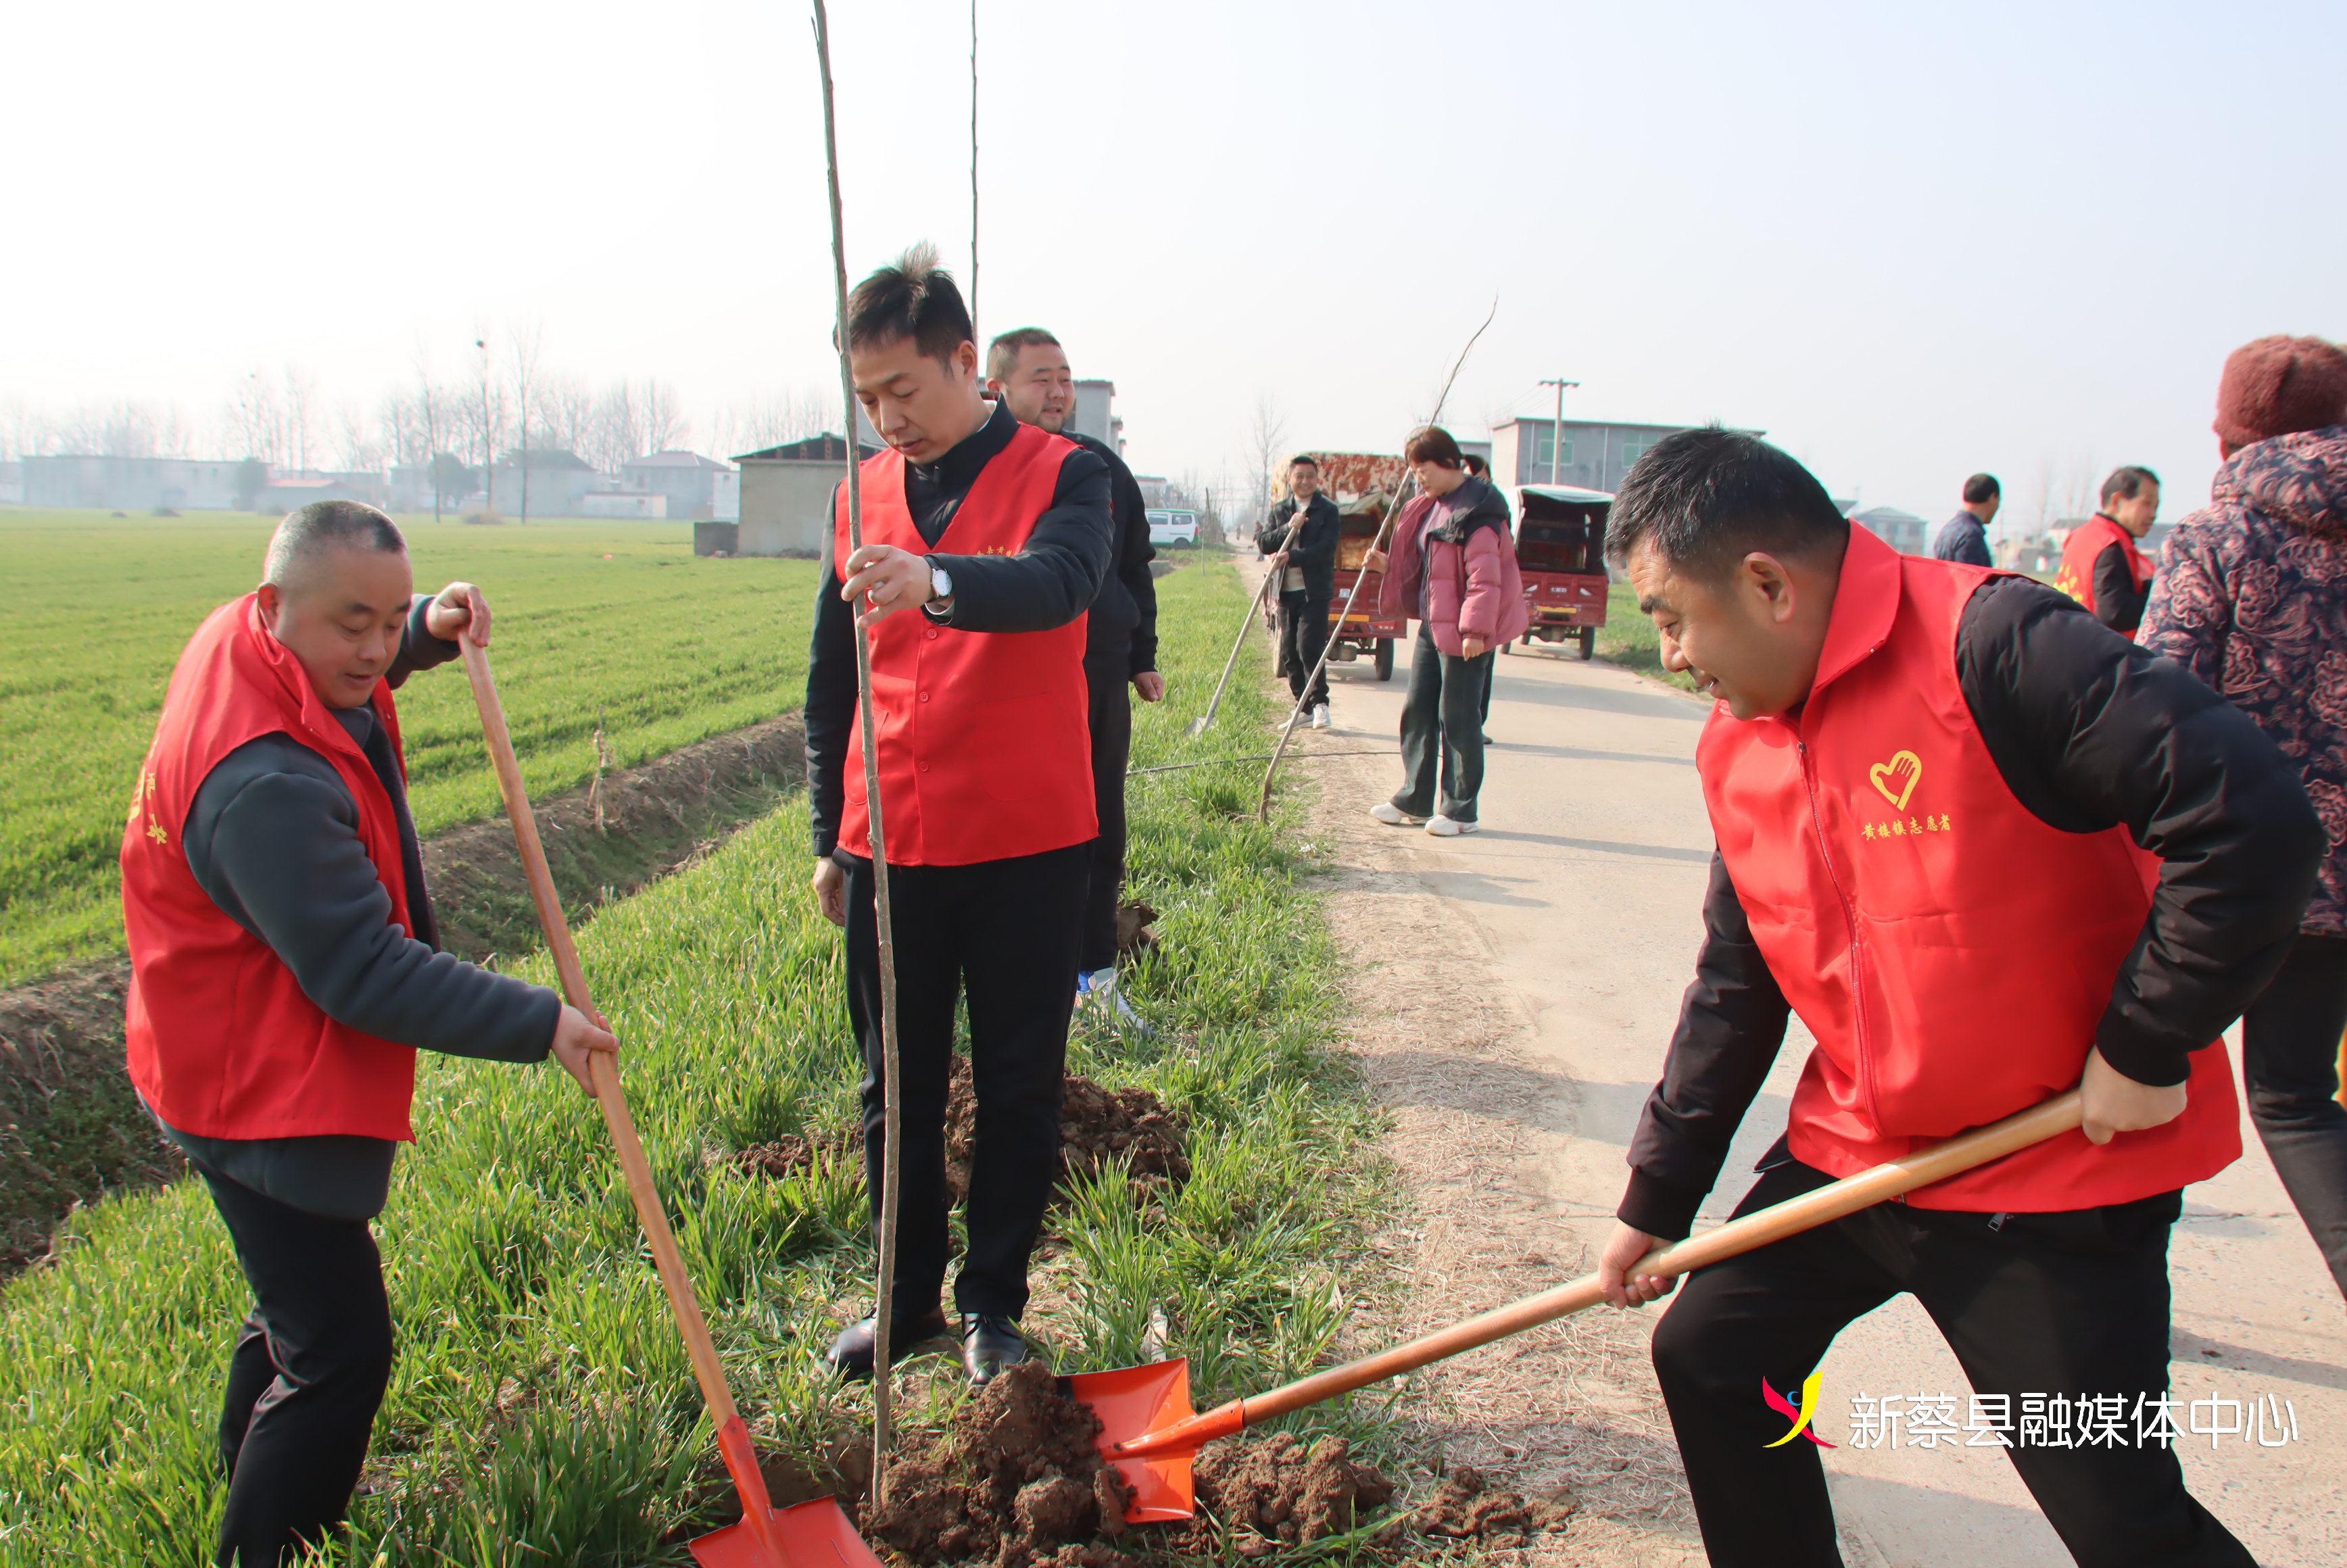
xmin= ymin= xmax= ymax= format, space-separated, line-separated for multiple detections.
xmin=1595 ymin=431 xmax=2320 ymax=1568
xmin=1931 ymin=471 xmax=1998 ymax=566
xmin=986 ymin=326 xmax=1161 ymax=1025
xmin=804 ymin=250 xmax=1113 ymax=1386
xmin=1257 ymin=455 xmax=1340 ymax=728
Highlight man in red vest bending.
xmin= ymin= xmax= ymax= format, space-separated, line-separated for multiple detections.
xmin=1593 ymin=431 xmax=2320 ymax=1568
xmin=804 ymin=245 xmax=1113 ymax=1387
xmin=122 ymin=501 xmax=616 ymax=1567
xmin=2054 ymin=464 xmax=2160 ymax=637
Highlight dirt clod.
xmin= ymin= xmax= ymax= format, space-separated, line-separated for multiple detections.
xmin=1188 ymin=1434 xmax=1394 ymax=1548
xmin=1115 ymin=900 xmax=1159 ymax=962
xmin=1405 ymin=1465 xmax=1578 ymax=1548
xmin=944 ymin=1060 xmax=1188 ymax=1205
xmin=723 ymin=1125 xmax=855 ymax=1181
xmin=862 ymin=1361 xmax=1139 ymax=1568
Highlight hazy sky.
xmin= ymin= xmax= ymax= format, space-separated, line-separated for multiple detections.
xmin=5 ymin=0 xmax=2341 ymax=528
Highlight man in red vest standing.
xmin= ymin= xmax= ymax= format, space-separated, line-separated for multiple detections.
xmin=804 ymin=246 xmax=1112 ymax=1387
xmin=122 ymin=501 xmax=616 ymax=1566
xmin=2054 ymin=464 xmax=2161 ymax=637
xmin=1592 ymin=430 xmax=2321 ymax=1568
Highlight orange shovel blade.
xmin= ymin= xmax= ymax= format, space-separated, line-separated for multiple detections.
xmin=1064 ymin=1359 xmax=1197 ymax=1523
xmin=688 ymin=1496 xmax=884 ymax=1568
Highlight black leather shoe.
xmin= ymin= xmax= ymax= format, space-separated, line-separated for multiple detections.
xmin=825 ymin=1308 xmax=951 ymax=1381
xmin=961 ymin=1313 xmax=1030 ymax=1387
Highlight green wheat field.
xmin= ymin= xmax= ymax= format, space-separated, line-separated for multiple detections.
xmin=0 ymin=510 xmax=821 ymax=987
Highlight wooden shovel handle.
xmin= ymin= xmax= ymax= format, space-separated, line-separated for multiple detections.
xmin=1113 ymin=1089 xmax=2085 ymax=1456
xmin=458 ymin=639 xmax=783 ymax=1538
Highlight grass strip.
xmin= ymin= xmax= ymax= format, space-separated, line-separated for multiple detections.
xmin=0 ymin=560 xmax=1405 ymax=1566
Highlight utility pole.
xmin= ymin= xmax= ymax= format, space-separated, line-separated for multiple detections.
xmin=1537 ymin=378 xmax=1579 ymax=486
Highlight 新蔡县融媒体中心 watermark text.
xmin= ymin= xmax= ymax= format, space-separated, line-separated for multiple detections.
xmin=1837 ymin=1390 xmax=2301 ymax=1452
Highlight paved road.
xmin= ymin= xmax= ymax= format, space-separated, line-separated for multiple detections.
xmin=1301 ymin=620 xmax=2345 ymax=1567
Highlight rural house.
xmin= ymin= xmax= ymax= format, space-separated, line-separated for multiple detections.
xmin=623 ymin=450 xmax=736 ymax=521
xmin=722 ymin=433 xmax=879 ymax=556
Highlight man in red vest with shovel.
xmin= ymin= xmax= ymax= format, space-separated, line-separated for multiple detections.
xmin=804 ymin=245 xmax=1113 ymax=1388
xmin=1592 ymin=430 xmax=2321 ymax=1567
xmin=122 ymin=501 xmax=616 ymax=1566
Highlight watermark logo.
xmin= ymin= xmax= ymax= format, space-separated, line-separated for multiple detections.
xmin=1763 ymin=1373 xmax=1836 ymax=1448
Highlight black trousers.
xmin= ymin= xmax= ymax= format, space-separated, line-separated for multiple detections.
xmin=1080 ymin=658 xmax=1134 ymax=975
xmin=197 ymin=1166 xmax=395 ymax=1567
xmin=1393 ymin=622 xmax=1491 ymax=821
xmin=1276 ymin=591 xmax=1330 ymax=708
xmin=1651 ymin=1152 xmax=2251 ymax=1568
xmin=2243 ymin=931 xmax=2347 ymax=1298
xmin=843 ymin=843 xmax=1088 ymax=1319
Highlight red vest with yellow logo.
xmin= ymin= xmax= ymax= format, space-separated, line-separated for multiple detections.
xmin=833 ymin=422 xmax=1096 ymax=866
xmin=2052 ymin=514 xmax=2154 ymax=637
xmin=1697 ymin=527 xmax=2237 ymax=1211
xmin=122 ymin=595 xmax=422 ymax=1141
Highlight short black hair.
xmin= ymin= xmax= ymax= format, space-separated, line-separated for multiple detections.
xmin=264 ymin=501 xmax=405 ymax=587
xmin=1962 ymin=472 xmax=2000 ymax=504
xmin=2100 ymin=465 xmax=2159 ymax=506
xmin=1603 ymin=426 xmax=1849 ymax=581
xmin=986 ymin=326 xmax=1060 ymax=385
xmin=846 ymin=243 xmax=973 ymax=368
xmin=1287 ymin=454 xmax=1320 ymax=471
xmin=1404 ymin=426 xmax=1463 ymax=468
xmin=1463 ymin=454 xmax=1489 ymax=477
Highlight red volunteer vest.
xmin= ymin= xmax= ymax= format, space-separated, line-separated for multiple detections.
xmin=2053 ymin=514 xmax=2154 ymax=638
xmin=1697 ymin=528 xmax=2237 ymax=1211
xmin=833 ymin=422 xmax=1096 ymax=866
xmin=122 ymin=595 xmax=422 ymax=1141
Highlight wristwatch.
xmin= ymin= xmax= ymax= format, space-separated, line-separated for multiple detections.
xmin=925 ymin=558 xmax=954 ymax=616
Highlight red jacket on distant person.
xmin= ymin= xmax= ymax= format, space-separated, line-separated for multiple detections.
xmin=833 ymin=420 xmax=1096 ymax=867
xmin=1697 ymin=529 xmax=2240 ymax=1211
xmin=122 ymin=596 xmax=422 ymax=1142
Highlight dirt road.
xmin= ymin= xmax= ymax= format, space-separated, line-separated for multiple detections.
xmin=1282 ymin=607 xmax=2346 ymax=1567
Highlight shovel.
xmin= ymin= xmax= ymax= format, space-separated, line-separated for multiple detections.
xmin=460 ymin=638 xmax=884 ymax=1568
xmin=1190 ymin=515 xmax=1303 ymax=737
xmin=1069 ymin=1087 xmax=2085 ymax=1520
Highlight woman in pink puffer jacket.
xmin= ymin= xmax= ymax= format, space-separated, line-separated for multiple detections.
xmin=1364 ymin=425 xmax=1529 ymax=836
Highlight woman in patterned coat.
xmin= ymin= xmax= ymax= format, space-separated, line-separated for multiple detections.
xmin=2142 ymin=333 xmax=2347 ymax=1300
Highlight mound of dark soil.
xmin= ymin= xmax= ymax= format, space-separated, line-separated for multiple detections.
xmin=1393 ymin=1464 xmax=1578 ymax=1548
xmin=723 ymin=1125 xmax=856 ymax=1181
xmin=943 ymin=1059 xmax=1188 ymax=1205
xmin=864 ymin=1360 xmax=1140 ymax=1568
xmin=1182 ymin=1433 xmax=1395 ymax=1553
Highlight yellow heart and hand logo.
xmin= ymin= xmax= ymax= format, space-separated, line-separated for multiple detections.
xmin=1868 ymin=750 xmax=1922 ymax=811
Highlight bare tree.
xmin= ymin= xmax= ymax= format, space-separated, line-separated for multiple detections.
xmin=535 ymin=372 xmax=594 ymax=458
xmin=508 ymin=322 xmax=543 ymax=523
xmin=333 ymin=402 xmax=384 ymax=472
xmin=1244 ymin=393 xmax=1288 ymax=526
xmin=468 ymin=335 xmax=507 ymax=513
xmin=709 ymin=387 xmax=830 ymax=457
xmin=640 ymin=378 xmax=687 ymax=454
xmin=225 ymin=373 xmax=283 ymax=464
xmin=585 ymin=381 xmax=642 ymax=473
xmin=281 ymin=365 xmax=320 ymax=474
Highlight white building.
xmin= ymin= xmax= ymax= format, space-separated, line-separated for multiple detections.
xmin=623 ymin=451 xmax=736 ymax=521
xmin=728 ymin=433 xmax=875 ymax=556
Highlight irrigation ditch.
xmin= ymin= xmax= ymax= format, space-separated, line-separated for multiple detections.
xmin=0 ymin=710 xmax=807 ymax=1276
